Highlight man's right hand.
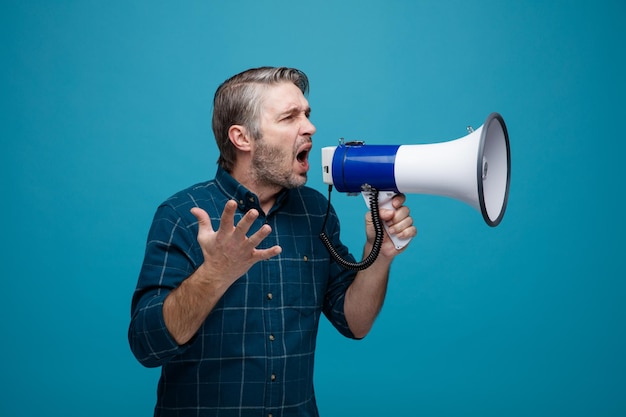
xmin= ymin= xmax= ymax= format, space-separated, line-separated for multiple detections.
xmin=191 ymin=200 xmax=282 ymax=286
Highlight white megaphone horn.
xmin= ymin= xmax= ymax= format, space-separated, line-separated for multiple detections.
xmin=321 ymin=112 xmax=511 ymax=251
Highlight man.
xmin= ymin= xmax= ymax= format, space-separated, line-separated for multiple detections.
xmin=129 ymin=67 xmax=417 ymax=416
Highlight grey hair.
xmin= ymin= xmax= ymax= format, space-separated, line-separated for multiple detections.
xmin=212 ymin=66 xmax=310 ymax=172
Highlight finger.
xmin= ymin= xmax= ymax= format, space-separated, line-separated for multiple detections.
xmin=391 ymin=193 xmax=406 ymax=208
xmin=365 ymin=209 xmax=394 ymax=225
xmin=394 ymin=224 xmax=417 ymax=241
xmin=254 ymin=245 xmax=282 ymax=260
xmin=190 ymin=207 xmax=214 ymax=233
xmin=387 ymin=205 xmax=409 ymax=223
xmin=379 ymin=195 xmax=408 ymax=221
xmin=378 ymin=208 xmax=395 ymax=222
xmin=388 ymin=215 xmax=415 ymax=236
xmin=218 ymin=200 xmax=238 ymax=232
xmin=246 ymin=223 xmax=273 ymax=247
xmin=386 ymin=206 xmax=411 ymax=232
xmin=233 ymin=209 xmax=260 ymax=239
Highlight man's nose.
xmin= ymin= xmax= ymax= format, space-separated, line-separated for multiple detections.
xmin=301 ymin=117 xmax=316 ymax=136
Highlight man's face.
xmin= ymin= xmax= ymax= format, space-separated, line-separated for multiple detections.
xmin=251 ymin=82 xmax=316 ymax=189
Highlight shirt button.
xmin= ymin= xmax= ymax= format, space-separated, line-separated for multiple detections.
xmin=267 ymin=293 xmax=273 ymax=300
xmin=303 ymin=255 xmax=308 ymax=262
xmin=271 ymin=374 xmax=276 ymax=381
xmin=269 ymin=334 xmax=275 ymax=341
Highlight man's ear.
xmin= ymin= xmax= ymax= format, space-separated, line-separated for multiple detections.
xmin=228 ymin=125 xmax=252 ymax=152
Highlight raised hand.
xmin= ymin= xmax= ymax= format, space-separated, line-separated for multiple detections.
xmin=191 ymin=200 xmax=282 ymax=284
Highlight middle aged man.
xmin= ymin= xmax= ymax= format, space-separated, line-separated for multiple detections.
xmin=129 ymin=66 xmax=417 ymax=417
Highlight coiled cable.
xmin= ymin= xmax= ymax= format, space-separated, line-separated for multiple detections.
xmin=319 ymin=185 xmax=384 ymax=270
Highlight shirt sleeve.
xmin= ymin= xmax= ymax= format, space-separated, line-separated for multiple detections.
xmin=128 ymin=203 xmax=202 ymax=367
xmin=320 ymin=204 xmax=361 ymax=339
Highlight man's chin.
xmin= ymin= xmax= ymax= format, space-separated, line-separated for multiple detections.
xmin=286 ymin=173 xmax=308 ymax=189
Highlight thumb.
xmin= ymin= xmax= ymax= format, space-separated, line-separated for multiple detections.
xmin=190 ymin=207 xmax=214 ymax=233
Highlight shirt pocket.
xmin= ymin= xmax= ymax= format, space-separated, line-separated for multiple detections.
xmin=279 ymin=250 xmax=328 ymax=316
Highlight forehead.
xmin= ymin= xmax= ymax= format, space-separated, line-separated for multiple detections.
xmin=260 ymin=82 xmax=309 ymax=113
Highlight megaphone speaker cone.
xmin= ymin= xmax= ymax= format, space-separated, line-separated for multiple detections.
xmin=478 ymin=112 xmax=510 ymax=226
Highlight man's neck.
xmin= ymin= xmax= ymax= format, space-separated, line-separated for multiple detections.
xmin=230 ymin=165 xmax=282 ymax=215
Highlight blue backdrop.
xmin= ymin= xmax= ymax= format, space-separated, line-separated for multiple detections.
xmin=2 ymin=1 xmax=624 ymax=416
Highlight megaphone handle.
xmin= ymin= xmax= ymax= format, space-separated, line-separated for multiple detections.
xmin=361 ymin=191 xmax=412 ymax=250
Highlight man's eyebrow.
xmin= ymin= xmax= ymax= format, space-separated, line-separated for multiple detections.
xmin=278 ymin=106 xmax=311 ymax=117
xmin=280 ymin=105 xmax=311 ymax=116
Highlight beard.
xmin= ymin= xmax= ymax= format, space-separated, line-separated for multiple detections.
xmin=251 ymin=137 xmax=309 ymax=189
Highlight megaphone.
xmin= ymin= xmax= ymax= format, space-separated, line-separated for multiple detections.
xmin=321 ymin=112 xmax=511 ymax=252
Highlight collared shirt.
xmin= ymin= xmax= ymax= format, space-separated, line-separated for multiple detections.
xmin=129 ymin=167 xmax=358 ymax=417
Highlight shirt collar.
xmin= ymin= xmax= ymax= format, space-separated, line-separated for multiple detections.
xmin=214 ymin=166 xmax=288 ymax=215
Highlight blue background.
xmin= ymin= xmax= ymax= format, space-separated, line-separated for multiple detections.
xmin=2 ymin=1 xmax=624 ymax=416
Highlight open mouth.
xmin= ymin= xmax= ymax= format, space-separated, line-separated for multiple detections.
xmin=296 ymin=143 xmax=312 ymax=165
xmin=297 ymin=149 xmax=309 ymax=163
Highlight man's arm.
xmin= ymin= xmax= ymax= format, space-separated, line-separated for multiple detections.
xmin=343 ymin=194 xmax=416 ymax=338
xmin=162 ymin=263 xmax=231 ymax=345
xmin=163 ymin=200 xmax=282 ymax=345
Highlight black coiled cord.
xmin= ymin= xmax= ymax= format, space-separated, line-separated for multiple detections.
xmin=319 ymin=185 xmax=385 ymax=270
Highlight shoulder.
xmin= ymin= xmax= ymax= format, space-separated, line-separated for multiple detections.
xmin=161 ymin=180 xmax=217 ymax=206
xmin=151 ymin=179 xmax=225 ymax=226
xmin=158 ymin=179 xmax=226 ymax=214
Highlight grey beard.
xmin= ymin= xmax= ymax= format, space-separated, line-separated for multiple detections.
xmin=251 ymin=141 xmax=307 ymax=189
